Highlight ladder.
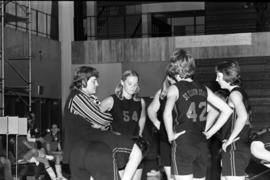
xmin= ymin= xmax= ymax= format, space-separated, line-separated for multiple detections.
xmin=0 ymin=2 xmax=32 ymax=178
xmin=0 ymin=0 xmax=32 ymax=116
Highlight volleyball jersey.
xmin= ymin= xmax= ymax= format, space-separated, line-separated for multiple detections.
xmin=173 ymin=81 xmax=208 ymax=142
xmin=109 ymin=94 xmax=142 ymax=137
xmin=221 ymin=87 xmax=252 ymax=149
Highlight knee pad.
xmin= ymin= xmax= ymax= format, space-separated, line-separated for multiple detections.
xmin=132 ymin=136 xmax=149 ymax=157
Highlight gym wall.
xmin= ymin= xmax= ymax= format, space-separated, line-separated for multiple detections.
xmin=72 ymin=32 xmax=270 ymax=130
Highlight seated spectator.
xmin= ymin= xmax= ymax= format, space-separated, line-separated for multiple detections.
xmin=0 ymin=156 xmax=13 ymax=180
xmin=44 ymin=124 xmax=67 ymax=180
xmin=17 ymin=112 xmax=57 ymax=180
xmin=0 ymin=136 xmax=13 ymax=180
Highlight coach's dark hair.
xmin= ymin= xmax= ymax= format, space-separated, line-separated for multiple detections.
xmin=166 ymin=49 xmax=195 ymax=79
xmin=70 ymin=66 xmax=99 ymax=90
xmin=215 ymin=60 xmax=241 ymax=86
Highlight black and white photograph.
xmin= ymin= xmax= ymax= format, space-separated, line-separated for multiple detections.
xmin=0 ymin=1 xmax=270 ymax=180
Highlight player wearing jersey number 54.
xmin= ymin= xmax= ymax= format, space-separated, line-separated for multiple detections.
xmin=163 ymin=49 xmax=232 ymax=180
xmin=100 ymin=70 xmax=146 ymax=180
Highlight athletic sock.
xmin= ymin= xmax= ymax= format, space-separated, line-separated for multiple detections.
xmin=46 ymin=166 xmax=57 ymax=180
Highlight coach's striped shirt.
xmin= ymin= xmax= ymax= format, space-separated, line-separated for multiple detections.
xmin=67 ymin=88 xmax=113 ymax=130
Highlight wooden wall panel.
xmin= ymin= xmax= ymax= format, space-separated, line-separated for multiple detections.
xmin=72 ymin=41 xmax=99 ymax=64
xmin=123 ymin=38 xmax=143 ymax=62
xmin=186 ymin=33 xmax=270 ymax=59
xmin=72 ymin=36 xmax=176 ymax=63
xmin=72 ymin=32 xmax=270 ymax=64
xmin=72 ymin=33 xmax=270 ymax=130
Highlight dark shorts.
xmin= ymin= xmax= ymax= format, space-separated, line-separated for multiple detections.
xmin=85 ymin=130 xmax=135 ymax=169
xmin=67 ymin=128 xmax=135 ymax=170
xmin=70 ymin=140 xmax=118 ymax=180
xmin=113 ymin=134 xmax=144 ymax=170
xmin=171 ymin=135 xmax=209 ymax=178
xmin=160 ymin=139 xmax=171 ymax=167
xmin=221 ymin=143 xmax=251 ymax=176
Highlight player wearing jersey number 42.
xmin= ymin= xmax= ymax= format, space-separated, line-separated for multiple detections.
xmin=163 ymin=49 xmax=232 ymax=180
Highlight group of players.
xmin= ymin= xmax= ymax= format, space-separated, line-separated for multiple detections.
xmin=62 ymin=48 xmax=270 ymax=180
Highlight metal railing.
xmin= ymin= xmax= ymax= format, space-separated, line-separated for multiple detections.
xmin=4 ymin=1 xmax=58 ymax=40
xmin=81 ymin=12 xmax=205 ymax=40
xmin=76 ymin=7 xmax=270 ymax=41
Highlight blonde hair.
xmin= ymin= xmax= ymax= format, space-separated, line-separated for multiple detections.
xmin=115 ymin=70 xmax=141 ymax=101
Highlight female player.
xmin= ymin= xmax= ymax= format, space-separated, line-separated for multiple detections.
xmin=147 ymin=75 xmax=176 ymax=180
xmin=100 ymin=70 xmax=146 ymax=180
xmin=215 ymin=60 xmax=252 ymax=180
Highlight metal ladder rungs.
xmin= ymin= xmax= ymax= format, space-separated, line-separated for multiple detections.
xmin=5 ymin=86 xmax=29 ymax=89
xmin=0 ymin=0 xmax=32 ymax=116
xmin=8 ymin=57 xmax=30 ymax=61
xmin=5 ymin=86 xmax=30 ymax=93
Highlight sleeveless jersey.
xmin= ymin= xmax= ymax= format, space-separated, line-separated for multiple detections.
xmin=174 ymin=81 xmax=208 ymax=141
xmin=158 ymin=97 xmax=177 ymax=141
xmin=221 ymin=87 xmax=252 ymax=149
xmin=109 ymin=94 xmax=142 ymax=137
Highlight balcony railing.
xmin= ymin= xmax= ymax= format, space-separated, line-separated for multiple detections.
xmin=4 ymin=1 xmax=58 ymax=40
xmin=76 ymin=6 xmax=270 ymax=41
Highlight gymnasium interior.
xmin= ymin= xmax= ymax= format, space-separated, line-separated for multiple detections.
xmin=0 ymin=1 xmax=270 ymax=180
